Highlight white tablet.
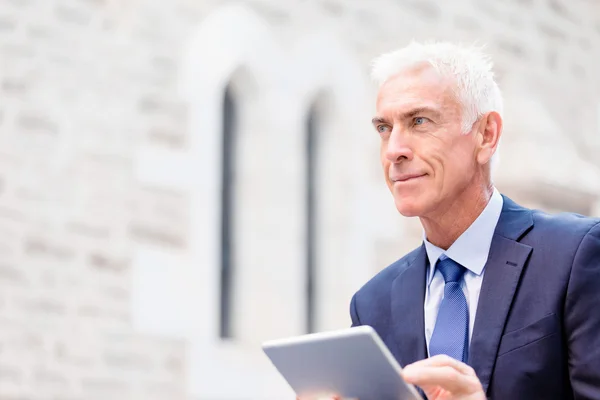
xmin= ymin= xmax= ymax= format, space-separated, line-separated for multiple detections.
xmin=262 ymin=325 xmax=423 ymax=400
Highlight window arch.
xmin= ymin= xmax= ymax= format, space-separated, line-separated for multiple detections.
xmin=219 ymin=84 xmax=237 ymax=339
xmin=305 ymin=103 xmax=319 ymax=333
xmin=216 ymin=67 xmax=265 ymax=343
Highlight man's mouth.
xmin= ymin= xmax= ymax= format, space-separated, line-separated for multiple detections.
xmin=392 ymin=173 xmax=426 ymax=183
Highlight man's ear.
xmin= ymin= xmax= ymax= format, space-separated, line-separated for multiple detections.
xmin=476 ymin=111 xmax=502 ymax=165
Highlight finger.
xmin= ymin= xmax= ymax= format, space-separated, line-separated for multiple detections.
xmin=402 ymin=365 xmax=480 ymax=394
xmin=404 ymin=354 xmax=476 ymax=376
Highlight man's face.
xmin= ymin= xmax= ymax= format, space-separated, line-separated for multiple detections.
xmin=373 ymin=65 xmax=480 ymax=218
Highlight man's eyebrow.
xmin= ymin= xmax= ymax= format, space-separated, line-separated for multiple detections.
xmin=371 ymin=107 xmax=442 ymax=126
xmin=371 ymin=117 xmax=388 ymax=125
xmin=402 ymin=107 xmax=442 ymax=119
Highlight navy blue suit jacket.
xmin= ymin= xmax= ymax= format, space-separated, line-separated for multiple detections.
xmin=350 ymin=196 xmax=600 ymax=399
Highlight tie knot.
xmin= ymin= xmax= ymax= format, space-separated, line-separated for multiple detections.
xmin=436 ymin=257 xmax=466 ymax=283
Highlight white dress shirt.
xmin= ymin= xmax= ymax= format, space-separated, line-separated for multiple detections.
xmin=423 ymin=188 xmax=504 ymax=355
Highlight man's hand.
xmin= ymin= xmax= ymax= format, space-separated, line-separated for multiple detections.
xmin=402 ymin=355 xmax=485 ymax=400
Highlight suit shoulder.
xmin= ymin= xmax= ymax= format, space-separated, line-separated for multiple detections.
xmin=531 ymin=209 xmax=600 ymax=237
xmin=526 ymin=209 xmax=600 ymax=255
xmin=355 ymin=245 xmax=422 ymax=296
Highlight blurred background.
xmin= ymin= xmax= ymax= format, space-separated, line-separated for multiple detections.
xmin=0 ymin=0 xmax=599 ymax=399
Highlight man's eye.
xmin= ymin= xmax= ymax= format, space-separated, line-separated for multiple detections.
xmin=414 ymin=117 xmax=428 ymax=125
xmin=377 ymin=125 xmax=390 ymax=133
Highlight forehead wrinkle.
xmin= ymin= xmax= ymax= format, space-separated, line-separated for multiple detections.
xmin=378 ymin=99 xmax=444 ymax=120
xmin=377 ymin=84 xmax=461 ymax=124
xmin=378 ymin=66 xmax=457 ymax=104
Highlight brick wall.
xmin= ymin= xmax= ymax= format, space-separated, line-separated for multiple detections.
xmin=0 ymin=0 xmax=194 ymax=398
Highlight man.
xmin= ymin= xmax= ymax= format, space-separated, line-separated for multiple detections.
xmin=309 ymin=41 xmax=600 ymax=399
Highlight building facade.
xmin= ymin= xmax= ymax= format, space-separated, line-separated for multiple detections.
xmin=0 ymin=0 xmax=599 ymax=399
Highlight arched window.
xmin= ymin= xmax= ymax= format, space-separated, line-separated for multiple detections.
xmin=220 ymin=84 xmax=236 ymax=339
xmin=305 ymin=105 xmax=318 ymax=333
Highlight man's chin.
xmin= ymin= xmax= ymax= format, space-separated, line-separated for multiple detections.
xmin=394 ymin=200 xmax=423 ymax=218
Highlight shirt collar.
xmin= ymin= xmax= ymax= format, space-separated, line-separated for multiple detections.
xmin=423 ymin=188 xmax=504 ymax=285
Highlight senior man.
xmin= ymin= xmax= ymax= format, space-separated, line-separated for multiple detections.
xmin=303 ymin=41 xmax=600 ymax=400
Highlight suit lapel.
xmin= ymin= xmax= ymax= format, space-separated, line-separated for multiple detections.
xmin=469 ymin=196 xmax=534 ymax=392
xmin=390 ymin=245 xmax=428 ymax=368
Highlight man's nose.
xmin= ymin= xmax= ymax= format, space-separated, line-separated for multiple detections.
xmin=385 ymin=128 xmax=414 ymax=163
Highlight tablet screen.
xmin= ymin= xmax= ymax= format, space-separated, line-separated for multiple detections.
xmin=263 ymin=326 xmax=422 ymax=400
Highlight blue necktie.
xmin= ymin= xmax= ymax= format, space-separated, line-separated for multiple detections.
xmin=429 ymin=257 xmax=469 ymax=362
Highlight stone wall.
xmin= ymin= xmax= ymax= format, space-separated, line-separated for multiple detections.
xmin=0 ymin=0 xmax=598 ymax=399
xmin=0 ymin=0 xmax=192 ymax=398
